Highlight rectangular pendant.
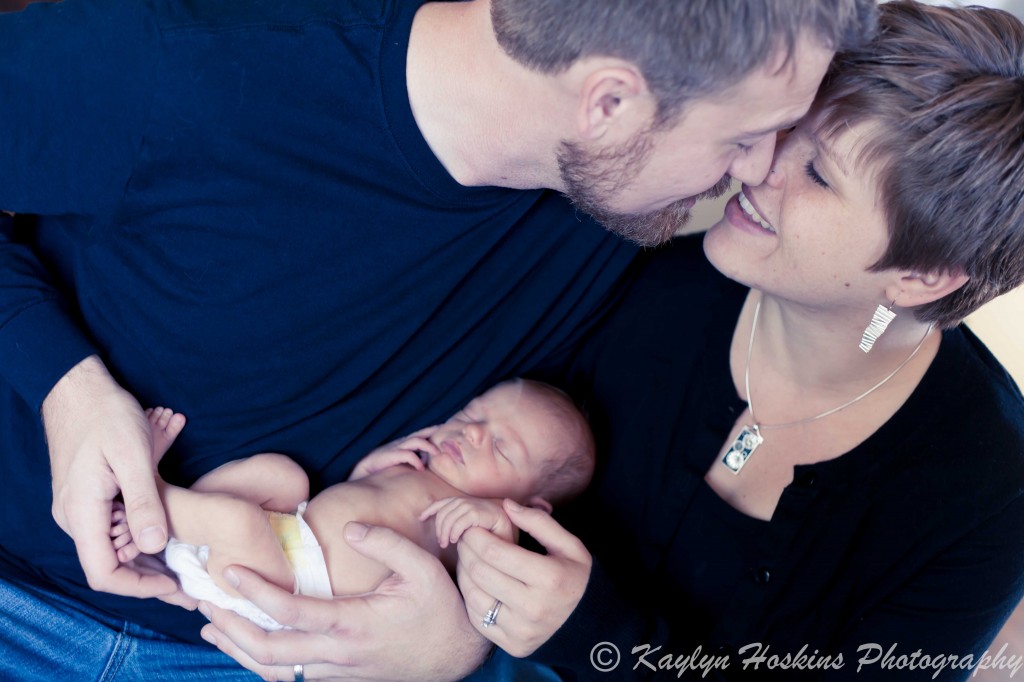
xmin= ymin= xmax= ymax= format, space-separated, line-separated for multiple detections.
xmin=721 ymin=424 xmax=764 ymax=474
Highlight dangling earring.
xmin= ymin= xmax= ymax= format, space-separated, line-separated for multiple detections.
xmin=859 ymin=301 xmax=896 ymax=353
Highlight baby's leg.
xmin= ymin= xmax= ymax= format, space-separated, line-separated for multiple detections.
xmin=109 ymin=501 xmax=140 ymax=562
xmin=161 ymin=484 xmax=295 ymax=597
xmin=147 ymin=406 xmax=186 ymax=461
xmin=109 ymin=407 xmax=187 ymax=562
xmin=190 ymin=453 xmax=309 ymax=513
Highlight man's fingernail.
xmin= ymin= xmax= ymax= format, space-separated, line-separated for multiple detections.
xmin=345 ymin=522 xmax=370 ymax=541
xmin=224 ymin=568 xmax=239 ymax=588
xmin=138 ymin=526 xmax=167 ymax=552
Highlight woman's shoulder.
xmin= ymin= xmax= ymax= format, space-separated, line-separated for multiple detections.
xmin=886 ymin=324 xmax=1024 ymax=500
xmin=932 ymin=325 xmax=1024 ymax=440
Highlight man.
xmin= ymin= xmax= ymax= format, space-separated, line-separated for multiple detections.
xmin=0 ymin=0 xmax=874 ymax=680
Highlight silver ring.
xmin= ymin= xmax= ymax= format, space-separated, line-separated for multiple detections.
xmin=482 ymin=598 xmax=502 ymax=628
xmin=293 ymin=663 xmax=305 ymax=682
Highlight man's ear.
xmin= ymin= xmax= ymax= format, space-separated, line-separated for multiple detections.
xmin=575 ymin=61 xmax=649 ymax=141
xmin=888 ymin=268 xmax=969 ymax=308
xmin=526 ymin=495 xmax=553 ymax=514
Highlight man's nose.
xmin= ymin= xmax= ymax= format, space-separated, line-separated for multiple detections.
xmin=727 ymin=136 xmax=776 ymax=187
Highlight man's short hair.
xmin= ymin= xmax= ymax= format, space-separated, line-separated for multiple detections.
xmin=490 ymin=0 xmax=878 ymax=123
xmin=815 ymin=0 xmax=1024 ymax=328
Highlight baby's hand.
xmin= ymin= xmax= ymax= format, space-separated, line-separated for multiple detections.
xmin=419 ymin=496 xmax=514 ymax=548
xmin=348 ymin=426 xmax=440 ymax=481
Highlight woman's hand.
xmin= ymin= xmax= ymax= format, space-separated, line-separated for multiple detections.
xmin=347 ymin=427 xmax=439 ymax=481
xmin=455 ymin=500 xmax=591 ymax=656
xmin=198 ymin=522 xmax=491 ymax=681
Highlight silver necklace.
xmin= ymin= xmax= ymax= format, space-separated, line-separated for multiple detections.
xmin=721 ymin=298 xmax=933 ymax=474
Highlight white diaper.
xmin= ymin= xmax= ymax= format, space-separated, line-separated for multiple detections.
xmin=165 ymin=501 xmax=332 ymax=631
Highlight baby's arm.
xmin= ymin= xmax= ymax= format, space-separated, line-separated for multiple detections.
xmin=348 ymin=426 xmax=439 ymax=481
xmin=419 ymin=496 xmax=516 ymax=549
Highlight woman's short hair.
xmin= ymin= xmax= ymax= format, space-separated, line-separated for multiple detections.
xmin=490 ymin=0 xmax=877 ymax=124
xmin=815 ymin=0 xmax=1024 ymax=328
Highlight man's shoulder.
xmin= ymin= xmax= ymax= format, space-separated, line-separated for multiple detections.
xmin=153 ymin=0 xmax=396 ymax=34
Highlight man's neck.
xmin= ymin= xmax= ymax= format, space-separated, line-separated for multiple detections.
xmin=406 ymin=0 xmax=567 ymax=189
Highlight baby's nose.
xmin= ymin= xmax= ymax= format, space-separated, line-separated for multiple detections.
xmin=463 ymin=422 xmax=485 ymax=446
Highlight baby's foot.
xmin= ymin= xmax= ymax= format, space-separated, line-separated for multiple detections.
xmin=146 ymin=406 xmax=187 ymax=462
xmin=110 ymin=501 xmax=140 ymax=563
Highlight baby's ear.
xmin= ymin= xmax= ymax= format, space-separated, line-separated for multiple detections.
xmin=526 ymin=495 xmax=553 ymax=514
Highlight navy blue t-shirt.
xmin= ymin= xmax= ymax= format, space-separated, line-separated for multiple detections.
xmin=0 ymin=0 xmax=636 ymax=641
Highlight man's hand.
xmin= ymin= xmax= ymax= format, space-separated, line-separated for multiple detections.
xmin=43 ymin=355 xmax=178 ymax=599
xmin=455 ymin=500 xmax=591 ymax=656
xmin=198 ymin=522 xmax=491 ymax=682
xmin=347 ymin=426 xmax=438 ymax=481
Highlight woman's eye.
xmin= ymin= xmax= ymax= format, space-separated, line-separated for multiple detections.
xmin=804 ymin=160 xmax=829 ymax=189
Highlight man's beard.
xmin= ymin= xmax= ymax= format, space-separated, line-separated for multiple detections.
xmin=557 ymin=131 xmax=732 ymax=247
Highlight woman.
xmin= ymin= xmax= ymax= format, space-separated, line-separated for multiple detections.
xmin=456 ymin=3 xmax=1024 ymax=680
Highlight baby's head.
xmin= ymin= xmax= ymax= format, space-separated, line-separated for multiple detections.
xmin=424 ymin=379 xmax=594 ymax=512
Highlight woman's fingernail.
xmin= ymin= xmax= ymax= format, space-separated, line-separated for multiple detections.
xmin=505 ymin=499 xmax=523 ymax=513
xmin=224 ymin=568 xmax=240 ymax=588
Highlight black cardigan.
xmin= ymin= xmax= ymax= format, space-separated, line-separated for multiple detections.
xmin=532 ymin=236 xmax=1024 ymax=681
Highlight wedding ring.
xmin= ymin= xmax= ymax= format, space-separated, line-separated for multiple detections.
xmin=293 ymin=663 xmax=305 ymax=682
xmin=482 ymin=598 xmax=502 ymax=628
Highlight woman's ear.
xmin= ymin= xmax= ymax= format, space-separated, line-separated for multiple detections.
xmin=526 ymin=495 xmax=553 ymax=514
xmin=888 ymin=269 xmax=969 ymax=308
xmin=574 ymin=60 xmax=650 ymax=142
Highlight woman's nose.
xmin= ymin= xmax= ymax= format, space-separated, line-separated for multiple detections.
xmin=763 ymin=164 xmax=784 ymax=190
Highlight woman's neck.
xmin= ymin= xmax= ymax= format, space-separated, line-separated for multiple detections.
xmin=736 ymin=290 xmax=941 ymax=413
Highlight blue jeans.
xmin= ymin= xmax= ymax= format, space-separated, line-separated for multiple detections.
xmin=0 ymin=576 xmax=556 ymax=681
xmin=0 ymin=576 xmax=258 ymax=681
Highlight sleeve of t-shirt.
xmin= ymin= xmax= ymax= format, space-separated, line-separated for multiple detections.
xmin=0 ymin=0 xmax=159 ymax=408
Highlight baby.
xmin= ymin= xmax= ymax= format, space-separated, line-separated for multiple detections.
xmin=110 ymin=379 xmax=594 ymax=630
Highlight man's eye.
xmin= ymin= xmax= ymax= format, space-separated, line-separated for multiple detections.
xmin=804 ymin=160 xmax=829 ymax=189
